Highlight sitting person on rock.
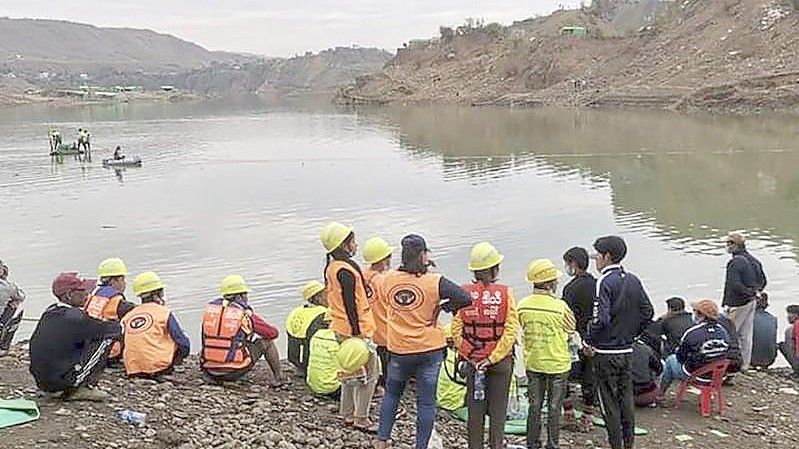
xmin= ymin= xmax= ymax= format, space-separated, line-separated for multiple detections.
xmin=123 ymin=272 xmax=190 ymax=378
xmin=285 ymin=280 xmax=328 ymax=376
xmin=306 ymin=325 xmax=342 ymax=397
xmin=201 ymin=275 xmax=285 ymax=384
xmin=751 ymin=297 xmax=778 ymax=369
xmin=631 ymin=332 xmax=662 ymax=407
xmin=659 ymin=300 xmax=730 ymax=395
xmin=778 ymin=305 xmax=799 ymax=381
xmin=29 ymin=272 xmax=121 ymax=402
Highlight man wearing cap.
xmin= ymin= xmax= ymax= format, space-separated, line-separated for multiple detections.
xmin=659 ymin=300 xmax=730 ymax=394
xmin=285 ymin=280 xmax=329 ymax=376
xmin=0 ymin=258 xmax=26 ymax=357
xmin=587 ymin=236 xmax=654 ymax=449
xmin=722 ymin=231 xmax=767 ymax=372
xmin=29 ymin=273 xmax=120 ymax=402
xmin=376 ymin=234 xmax=471 ymax=449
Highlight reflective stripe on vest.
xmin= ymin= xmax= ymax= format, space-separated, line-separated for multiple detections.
xmin=458 ymin=282 xmax=509 ymax=362
xmin=285 ymin=305 xmax=327 ymax=339
xmin=84 ymin=286 xmax=123 ymax=321
xmin=122 ymin=302 xmax=177 ymax=375
xmin=201 ymin=301 xmax=252 ymax=371
xmin=306 ymin=329 xmax=341 ymax=395
xmin=383 ymin=270 xmax=444 ymax=355
xmin=325 ymin=260 xmax=375 ymax=339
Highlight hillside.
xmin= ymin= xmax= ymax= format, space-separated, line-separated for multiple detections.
xmin=337 ymin=0 xmax=799 ymax=114
xmin=0 ymin=18 xmax=221 ymax=72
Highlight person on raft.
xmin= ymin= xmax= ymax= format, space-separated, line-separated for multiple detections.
xmin=113 ymin=146 xmax=126 ymax=160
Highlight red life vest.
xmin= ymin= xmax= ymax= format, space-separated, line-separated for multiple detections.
xmin=201 ymin=300 xmax=253 ymax=371
xmin=458 ymin=282 xmax=509 ymax=362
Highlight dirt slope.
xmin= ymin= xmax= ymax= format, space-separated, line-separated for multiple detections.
xmin=338 ymin=0 xmax=799 ymax=113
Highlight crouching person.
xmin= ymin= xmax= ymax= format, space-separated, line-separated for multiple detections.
xmin=201 ymin=275 xmax=285 ymax=384
xmin=29 ymin=272 xmax=121 ymax=401
xmin=123 ymin=272 xmax=190 ymax=378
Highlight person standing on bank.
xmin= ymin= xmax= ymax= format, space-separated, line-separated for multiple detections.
xmin=587 ymin=236 xmax=654 ymax=449
xmin=722 ymin=231 xmax=767 ymax=372
xmin=452 ymin=242 xmax=519 ymax=449
xmin=320 ymin=222 xmax=380 ymax=432
xmin=375 ymin=234 xmax=471 ymax=449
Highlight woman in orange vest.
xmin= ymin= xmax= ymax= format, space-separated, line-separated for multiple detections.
xmin=122 ymin=272 xmax=190 ymax=378
xmin=376 ymin=234 xmax=472 ymax=449
xmin=84 ymin=258 xmax=136 ymax=361
xmin=320 ymin=222 xmax=379 ymax=432
xmin=452 ymin=242 xmax=519 ymax=449
xmin=362 ymin=236 xmax=396 ymax=390
xmin=200 ymin=275 xmax=284 ymax=384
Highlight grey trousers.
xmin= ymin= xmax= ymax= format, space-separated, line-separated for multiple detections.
xmin=527 ymin=370 xmax=568 ymax=449
xmin=728 ymin=300 xmax=757 ymax=370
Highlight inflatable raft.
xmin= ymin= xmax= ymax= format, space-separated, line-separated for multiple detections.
xmin=102 ymin=157 xmax=142 ymax=167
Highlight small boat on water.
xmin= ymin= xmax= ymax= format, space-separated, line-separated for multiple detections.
xmin=102 ymin=157 xmax=142 ymax=167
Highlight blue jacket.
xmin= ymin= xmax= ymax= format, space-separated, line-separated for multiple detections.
xmin=677 ymin=321 xmax=730 ymax=375
xmin=587 ymin=265 xmax=654 ymax=353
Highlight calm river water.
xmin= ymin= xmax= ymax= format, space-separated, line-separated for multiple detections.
xmin=2 ymin=100 xmax=799 ymax=356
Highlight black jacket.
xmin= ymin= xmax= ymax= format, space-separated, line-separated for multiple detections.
xmin=722 ymin=249 xmax=766 ymax=308
xmin=677 ymin=321 xmax=730 ymax=374
xmin=631 ymin=340 xmax=663 ymax=390
xmin=647 ymin=311 xmax=694 ymax=356
xmin=752 ymin=309 xmax=777 ymax=367
xmin=29 ymin=304 xmax=121 ymax=390
xmin=588 ymin=265 xmax=654 ymax=353
xmin=563 ymin=272 xmax=596 ymax=337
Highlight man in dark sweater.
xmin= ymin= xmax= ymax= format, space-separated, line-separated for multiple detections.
xmin=587 ymin=236 xmax=654 ymax=449
xmin=751 ymin=298 xmax=778 ymax=368
xmin=29 ymin=273 xmax=121 ymax=402
xmin=562 ymin=247 xmax=597 ymax=429
xmin=722 ymin=232 xmax=766 ymax=371
xmin=647 ymin=297 xmax=694 ymax=357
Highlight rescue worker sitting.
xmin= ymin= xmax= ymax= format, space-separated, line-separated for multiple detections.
xmin=306 ymin=324 xmax=342 ymax=397
xmin=113 ymin=145 xmax=125 ymax=160
xmin=84 ymin=258 xmax=136 ymax=362
xmin=201 ymin=275 xmax=285 ymax=384
xmin=436 ymin=324 xmax=467 ymax=411
xmin=0 ymin=258 xmax=26 ymax=357
xmin=659 ymin=299 xmax=731 ymax=395
xmin=452 ymin=242 xmax=519 ymax=449
xmin=29 ymin=272 xmax=120 ymax=402
xmin=123 ymin=272 xmax=190 ymax=378
xmin=286 ymin=280 xmax=328 ymax=376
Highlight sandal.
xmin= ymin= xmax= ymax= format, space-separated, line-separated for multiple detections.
xmin=353 ymin=419 xmax=379 ymax=434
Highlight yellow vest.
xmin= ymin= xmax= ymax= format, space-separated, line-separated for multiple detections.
xmin=306 ymin=329 xmax=341 ymax=395
xmin=285 ymin=305 xmax=327 ymax=339
xmin=436 ymin=348 xmax=466 ymax=411
xmin=517 ymin=292 xmax=572 ymax=374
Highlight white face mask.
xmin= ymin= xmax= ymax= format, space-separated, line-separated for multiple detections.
xmin=565 ymin=264 xmax=576 ymax=277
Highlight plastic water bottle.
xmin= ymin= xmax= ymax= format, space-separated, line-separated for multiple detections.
xmin=473 ymin=369 xmax=486 ymax=401
xmin=116 ymin=410 xmax=147 ymax=427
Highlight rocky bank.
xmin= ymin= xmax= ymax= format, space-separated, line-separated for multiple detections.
xmin=3 ymin=341 xmax=799 ymax=449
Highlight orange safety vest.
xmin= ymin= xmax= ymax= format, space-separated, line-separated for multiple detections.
xmin=365 ymin=268 xmax=389 ymax=347
xmin=122 ymin=302 xmax=177 ymax=375
xmin=84 ymin=286 xmax=124 ymax=322
xmin=325 ymin=260 xmax=375 ymax=339
xmin=201 ymin=300 xmax=253 ymax=371
xmin=458 ymin=282 xmax=510 ymax=362
xmin=383 ymin=270 xmax=444 ymax=355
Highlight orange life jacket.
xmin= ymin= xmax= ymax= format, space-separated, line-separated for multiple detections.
xmin=325 ymin=259 xmax=375 ymax=339
xmin=458 ymin=282 xmax=510 ymax=362
xmin=122 ymin=302 xmax=177 ymax=375
xmin=84 ymin=285 xmax=124 ymax=322
xmin=365 ymin=268 xmax=389 ymax=347
xmin=383 ymin=270 xmax=445 ymax=355
xmin=201 ymin=300 xmax=253 ymax=371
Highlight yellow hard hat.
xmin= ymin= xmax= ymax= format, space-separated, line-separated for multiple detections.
xmin=133 ymin=271 xmax=165 ymax=296
xmin=302 ymin=280 xmax=325 ymax=301
xmin=362 ymin=237 xmax=395 ymax=264
xmin=526 ymin=259 xmax=563 ymax=284
xmin=468 ymin=242 xmax=504 ymax=271
xmin=220 ymin=275 xmax=250 ymax=296
xmin=97 ymin=257 xmax=128 ymax=278
xmin=336 ymin=337 xmax=370 ymax=372
xmin=320 ymin=222 xmax=354 ymax=253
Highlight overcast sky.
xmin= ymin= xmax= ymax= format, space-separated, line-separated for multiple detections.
xmin=4 ymin=0 xmax=582 ymax=56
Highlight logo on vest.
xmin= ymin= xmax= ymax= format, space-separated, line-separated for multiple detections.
xmin=127 ymin=313 xmax=154 ymax=334
xmin=391 ymin=284 xmax=424 ymax=311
